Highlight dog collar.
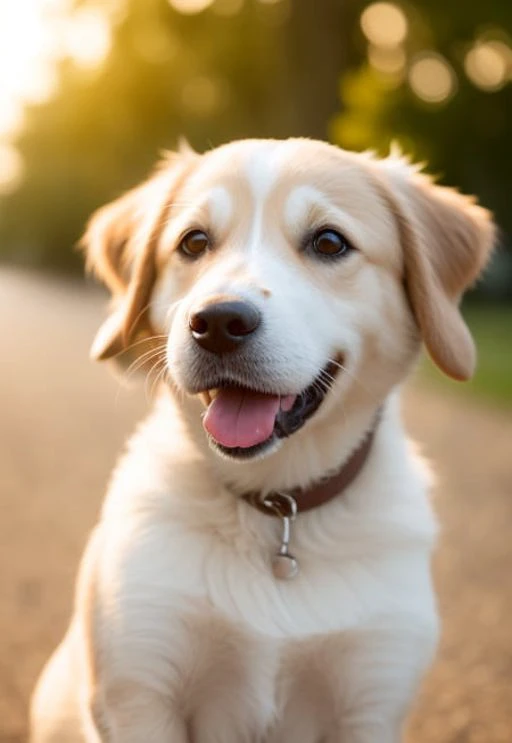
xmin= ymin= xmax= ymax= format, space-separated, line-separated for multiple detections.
xmin=241 ymin=412 xmax=381 ymax=580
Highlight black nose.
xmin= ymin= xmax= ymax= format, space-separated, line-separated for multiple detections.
xmin=189 ymin=299 xmax=261 ymax=354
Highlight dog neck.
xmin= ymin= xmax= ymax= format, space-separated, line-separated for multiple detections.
xmin=241 ymin=409 xmax=381 ymax=515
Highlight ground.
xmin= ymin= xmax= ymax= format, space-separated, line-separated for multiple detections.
xmin=1 ymin=268 xmax=511 ymax=743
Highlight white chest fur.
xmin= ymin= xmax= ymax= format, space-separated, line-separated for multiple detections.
xmin=91 ymin=492 xmax=437 ymax=743
xmin=87 ymin=402 xmax=438 ymax=743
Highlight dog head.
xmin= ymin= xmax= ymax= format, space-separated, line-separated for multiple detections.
xmin=83 ymin=139 xmax=494 ymax=461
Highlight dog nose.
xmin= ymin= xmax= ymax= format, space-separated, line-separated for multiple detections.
xmin=189 ymin=299 xmax=261 ymax=354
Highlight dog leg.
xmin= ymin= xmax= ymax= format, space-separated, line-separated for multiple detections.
xmin=76 ymin=525 xmax=196 ymax=743
xmin=325 ymin=620 xmax=438 ymax=743
xmin=87 ymin=687 xmax=189 ymax=743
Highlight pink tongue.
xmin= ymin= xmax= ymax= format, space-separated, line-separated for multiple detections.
xmin=203 ymin=388 xmax=282 ymax=449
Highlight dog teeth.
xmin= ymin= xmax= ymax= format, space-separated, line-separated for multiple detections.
xmin=199 ymin=389 xmax=220 ymax=407
xmin=200 ymin=391 xmax=212 ymax=407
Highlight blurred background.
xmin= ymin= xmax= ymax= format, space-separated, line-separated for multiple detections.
xmin=0 ymin=1 xmax=511 ymax=742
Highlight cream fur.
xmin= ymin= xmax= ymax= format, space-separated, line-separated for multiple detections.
xmin=30 ymin=138 xmax=494 ymax=743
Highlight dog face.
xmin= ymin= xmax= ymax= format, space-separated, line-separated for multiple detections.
xmin=83 ymin=139 xmax=494 ymax=461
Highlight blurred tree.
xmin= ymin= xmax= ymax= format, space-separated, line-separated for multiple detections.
xmin=0 ymin=0 xmax=350 ymax=272
xmin=332 ymin=0 xmax=512 ymax=298
xmin=1 ymin=0 xmax=511 ymax=298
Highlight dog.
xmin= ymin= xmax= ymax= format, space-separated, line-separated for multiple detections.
xmin=30 ymin=138 xmax=494 ymax=743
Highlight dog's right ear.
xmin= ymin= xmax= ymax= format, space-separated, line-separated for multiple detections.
xmin=81 ymin=151 xmax=197 ymax=364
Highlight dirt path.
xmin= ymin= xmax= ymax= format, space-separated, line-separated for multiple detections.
xmin=1 ymin=269 xmax=511 ymax=743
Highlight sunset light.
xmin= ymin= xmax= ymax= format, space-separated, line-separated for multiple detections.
xmin=0 ymin=0 xmax=113 ymax=193
xmin=0 ymin=1 xmax=58 ymax=137
xmin=0 ymin=1 xmax=111 ymax=143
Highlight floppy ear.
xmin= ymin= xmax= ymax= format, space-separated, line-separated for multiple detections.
xmin=374 ymin=156 xmax=495 ymax=380
xmin=82 ymin=151 xmax=197 ymax=364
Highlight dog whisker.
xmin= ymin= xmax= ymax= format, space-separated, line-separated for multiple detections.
xmin=124 ymin=298 xmax=176 ymax=342
xmin=313 ymin=378 xmax=332 ymax=395
xmin=111 ymin=334 xmax=167 ymax=359
xmin=123 ymin=346 xmax=167 ymax=380
xmin=317 ymin=370 xmax=335 ymax=388
xmin=148 ymin=361 xmax=169 ymax=402
xmin=145 ymin=357 xmax=168 ymax=403
xmin=143 ymin=358 xmax=161 ymax=402
xmin=116 ymin=346 xmax=165 ymax=383
xmin=114 ymin=346 xmax=167 ymax=406
xmin=318 ymin=369 xmax=336 ymax=384
xmin=326 ymin=357 xmax=380 ymax=404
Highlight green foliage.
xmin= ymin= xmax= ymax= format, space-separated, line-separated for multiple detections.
xmin=0 ymin=0 xmax=511 ymax=292
xmin=0 ymin=0 xmax=348 ymax=271
xmin=331 ymin=0 xmax=512 ymax=299
xmin=419 ymin=304 xmax=512 ymax=405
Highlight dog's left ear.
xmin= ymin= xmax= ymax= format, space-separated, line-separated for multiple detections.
xmin=81 ymin=150 xmax=197 ymax=364
xmin=374 ymin=156 xmax=495 ymax=380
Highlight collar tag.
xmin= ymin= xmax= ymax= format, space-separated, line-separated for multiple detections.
xmin=262 ymin=492 xmax=299 ymax=580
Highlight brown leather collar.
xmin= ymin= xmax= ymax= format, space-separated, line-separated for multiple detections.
xmin=242 ymin=412 xmax=381 ymax=516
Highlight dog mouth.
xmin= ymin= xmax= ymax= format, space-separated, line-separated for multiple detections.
xmin=197 ymin=359 xmax=342 ymax=459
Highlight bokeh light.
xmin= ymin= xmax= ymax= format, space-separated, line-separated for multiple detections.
xmin=360 ymin=2 xmax=408 ymax=48
xmin=409 ymin=53 xmax=456 ymax=104
xmin=168 ymin=0 xmax=215 ymax=14
xmin=62 ymin=9 xmax=112 ymax=70
xmin=368 ymin=44 xmax=406 ymax=76
xmin=181 ymin=76 xmax=227 ymax=116
xmin=465 ymin=41 xmax=511 ymax=91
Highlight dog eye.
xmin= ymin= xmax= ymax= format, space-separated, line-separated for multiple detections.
xmin=178 ymin=230 xmax=210 ymax=259
xmin=311 ymin=229 xmax=352 ymax=258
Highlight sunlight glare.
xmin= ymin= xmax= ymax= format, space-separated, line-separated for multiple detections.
xmin=0 ymin=1 xmax=112 ymax=143
xmin=0 ymin=0 xmax=63 ymax=128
